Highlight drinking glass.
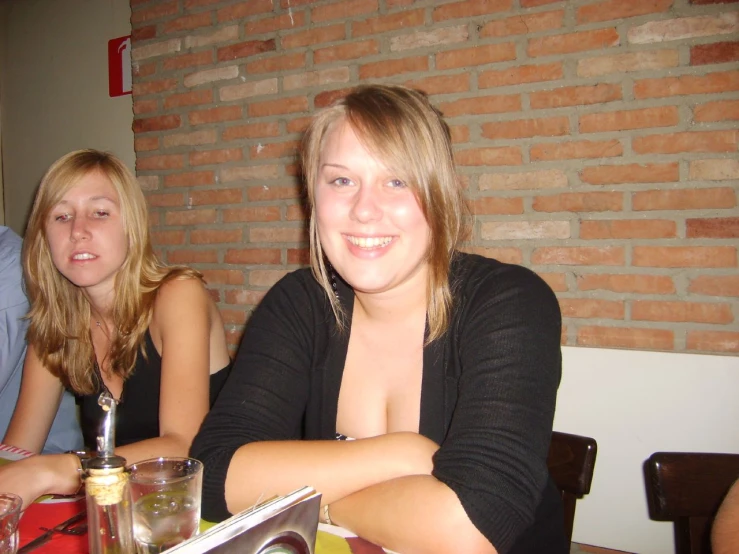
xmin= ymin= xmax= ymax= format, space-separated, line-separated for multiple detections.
xmin=0 ymin=492 xmax=22 ymax=554
xmin=129 ymin=458 xmax=203 ymax=553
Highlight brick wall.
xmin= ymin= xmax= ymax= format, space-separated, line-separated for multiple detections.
xmin=129 ymin=0 xmax=739 ymax=355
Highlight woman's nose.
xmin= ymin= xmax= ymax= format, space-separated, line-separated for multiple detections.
xmin=70 ymin=217 xmax=91 ymax=241
xmin=350 ymin=184 xmax=383 ymax=223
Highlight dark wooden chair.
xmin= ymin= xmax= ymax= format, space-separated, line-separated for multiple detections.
xmin=547 ymin=430 xmax=598 ymax=547
xmin=645 ymin=452 xmax=739 ymax=554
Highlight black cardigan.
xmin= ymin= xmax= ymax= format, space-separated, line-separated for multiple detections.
xmin=192 ymin=252 xmax=566 ymax=553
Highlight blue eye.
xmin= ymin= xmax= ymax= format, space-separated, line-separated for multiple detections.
xmin=332 ymin=177 xmax=352 ymax=187
xmin=389 ymin=179 xmax=406 ymax=188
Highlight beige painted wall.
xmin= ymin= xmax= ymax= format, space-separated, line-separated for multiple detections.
xmin=0 ymin=0 xmax=134 ymax=235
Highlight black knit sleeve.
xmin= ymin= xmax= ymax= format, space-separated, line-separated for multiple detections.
xmin=431 ymin=260 xmax=562 ymax=553
xmin=191 ymin=271 xmax=319 ymax=522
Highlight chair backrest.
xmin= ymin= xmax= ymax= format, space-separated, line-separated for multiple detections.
xmin=547 ymin=431 xmax=598 ymax=547
xmin=645 ymin=452 xmax=739 ymax=554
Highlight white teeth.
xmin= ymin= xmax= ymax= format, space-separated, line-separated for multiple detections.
xmin=72 ymin=253 xmax=96 ymax=260
xmin=346 ymin=236 xmax=393 ymax=248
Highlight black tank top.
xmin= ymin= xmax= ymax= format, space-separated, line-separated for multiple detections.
xmin=78 ymin=330 xmax=230 ymax=449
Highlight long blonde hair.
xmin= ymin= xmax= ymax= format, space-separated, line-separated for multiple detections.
xmin=23 ymin=149 xmax=200 ymax=394
xmin=301 ymin=85 xmax=469 ymax=342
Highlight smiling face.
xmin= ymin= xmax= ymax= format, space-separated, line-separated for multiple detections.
xmin=315 ymin=119 xmax=431 ymax=297
xmin=44 ymin=169 xmax=128 ymax=299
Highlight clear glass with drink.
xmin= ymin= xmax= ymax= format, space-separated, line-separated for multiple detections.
xmin=0 ymin=492 xmax=22 ymax=554
xmin=129 ymin=457 xmax=203 ymax=553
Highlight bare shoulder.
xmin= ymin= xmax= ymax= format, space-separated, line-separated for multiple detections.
xmin=152 ymin=275 xmax=213 ymax=323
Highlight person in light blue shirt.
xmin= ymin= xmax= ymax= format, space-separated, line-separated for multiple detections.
xmin=0 ymin=225 xmax=83 ymax=453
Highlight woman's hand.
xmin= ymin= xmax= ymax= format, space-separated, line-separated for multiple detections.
xmin=0 ymin=453 xmax=80 ymax=509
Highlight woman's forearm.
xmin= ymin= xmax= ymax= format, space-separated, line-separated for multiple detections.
xmin=116 ymin=433 xmax=193 ymax=465
xmin=223 ymin=432 xmax=438 ymax=515
xmin=330 ymin=474 xmax=497 ymax=554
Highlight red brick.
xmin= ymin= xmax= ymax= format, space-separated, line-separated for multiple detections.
xmin=463 ymin=246 xmax=523 ymax=265
xmin=190 ymin=188 xmax=243 ymax=206
xmin=147 ymin=192 xmax=184 ymax=207
xmin=405 ymin=74 xmax=471 ymax=95
xmin=224 ymin=248 xmax=282 ymax=264
xmin=163 ymin=129 xmax=217 ymax=149
xmin=533 ymin=192 xmax=623 ymax=213
xmin=218 ymin=39 xmax=276 ymax=62
xmin=359 ymin=56 xmax=429 ymax=79
xmin=189 ymin=148 xmax=243 ymax=166
xmin=455 ymin=147 xmax=523 ymax=166
xmin=133 ymin=99 xmax=158 ymax=115
xmin=353 ymin=9 xmax=425 ymax=36
xmin=580 ymin=106 xmax=678 ymax=133
xmin=580 ymin=219 xmax=676 ymax=239
xmin=694 ymin=99 xmax=739 ymax=122
xmin=164 ymin=209 xmax=217 ymax=226
xmin=482 ymin=116 xmax=568 ymax=140
xmin=225 ymin=289 xmax=267 ymax=306
xmin=687 ymin=217 xmax=739 ymax=238
xmin=433 ymin=0 xmax=512 ymax=21
xmin=219 ymin=309 xmax=249 ymax=326
xmin=248 ymin=96 xmax=309 ymax=117
xmin=479 ymin=63 xmax=563 ymax=89
xmin=689 ymin=275 xmax=739 ymax=297
xmin=246 ymin=52 xmax=306 ymax=74
xmin=690 ymin=0 xmax=739 ymax=3
xmin=287 ymin=248 xmax=310 ymax=265
xmin=560 ymin=299 xmax=625 ymax=319
xmin=164 ymin=89 xmax=213 ymax=109
xmin=286 ymin=204 xmax=308 ymax=221
xmin=131 ymin=0 xmax=177 ymax=23
xmin=191 ymin=229 xmax=242 ymax=244
xmin=531 ymin=247 xmax=625 ymax=265
xmin=163 ymin=12 xmax=212 ymax=34
xmin=162 ymin=50 xmax=213 ymax=71
xmin=531 ymin=140 xmax=622 ymax=161
xmin=246 ymin=11 xmax=307 ymax=35
xmin=687 ymin=331 xmax=739 ymax=354
xmin=151 ymin=230 xmax=185 ymax=245
xmin=134 ymin=136 xmax=159 ymax=152
xmin=222 ymin=122 xmax=280 ymax=142
xmin=189 ymin=106 xmax=243 ymax=125
xmin=250 ymin=140 xmax=300 ymax=160
xmin=438 ymin=94 xmax=521 ymax=117
xmin=480 ymin=10 xmax=563 ymax=37
xmin=538 ymin=273 xmax=568 ymax=292
xmin=577 ymin=50 xmax=679 ymax=78
xmin=217 ymin=0 xmax=273 ymax=22
xmin=282 ymin=25 xmax=346 ymax=49
xmin=247 ymin=184 xmax=302 ymax=201
xmin=577 ymin=326 xmax=674 ymax=350
xmin=634 ymin=188 xmax=735 ymax=211
xmin=311 ymin=0 xmax=379 ymax=23
xmin=133 ymin=78 xmax=178 ymax=96
xmin=577 ymin=0 xmax=673 ymax=24
xmin=479 ymin=169 xmax=568 ymax=191
xmin=690 ymin=158 xmax=739 ymax=180
xmin=436 ymin=43 xmax=516 ymax=70
xmin=200 ymin=270 xmax=244 ymax=286
xmin=450 ymin=125 xmax=470 ymax=144
xmin=315 ymin=40 xmax=379 ymax=64
xmin=184 ymin=0 xmax=223 ymax=8
xmin=530 ymin=84 xmax=622 ymax=109
xmin=221 ymin=165 xmax=282 ymax=184
xmin=580 ymin=163 xmax=679 ymax=185
xmin=287 ymin=117 xmax=313 ymax=134
xmin=133 ymin=115 xmax=181 ymax=133
xmin=223 ymin=206 xmax=281 ymax=223
xmin=137 ymin=154 xmax=184 ymax=171
xmin=132 ymin=25 xmax=157 ymax=42
xmin=529 ymin=28 xmax=619 ymax=57
xmin=163 ymin=171 xmax=215 ymax=188
xmin=133 ymin=62 xmax=156 ymax=78
xmin=167 ymin=249 xmax=218 ymax=264
xmin=577 ymin=274 xmax=676 ymax=294
xmin=633 ymin=131 xmax=738 ymax=154
xmin=481 ymin=220 xmax=569 ymax=240
xmin=633 ymin=301 xmax=733 ymax=324
xmin=250 ymin=227 xmax=307 ymax=243
xmin=521 ymin=0 xmax=564 ymax=5
xmin=691 ymin=41 xmax=739 ymax=66
xmin=634 ymin=70 xmax=739 ymax=99
xmin=633 ymin=246 xmax=737 ymax=267
xmin=470 ymin=197 xmax=524 ymax=215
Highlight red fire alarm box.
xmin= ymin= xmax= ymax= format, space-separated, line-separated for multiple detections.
xmin=108 ymin=35 xmax=132 ymax=97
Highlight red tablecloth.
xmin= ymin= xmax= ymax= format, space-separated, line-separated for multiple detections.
xmin=18 ymin=497 xmax=87 ymax=554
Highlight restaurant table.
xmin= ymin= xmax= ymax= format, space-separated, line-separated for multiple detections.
xmin=1 ymin=445 xmax=393 ymax=554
